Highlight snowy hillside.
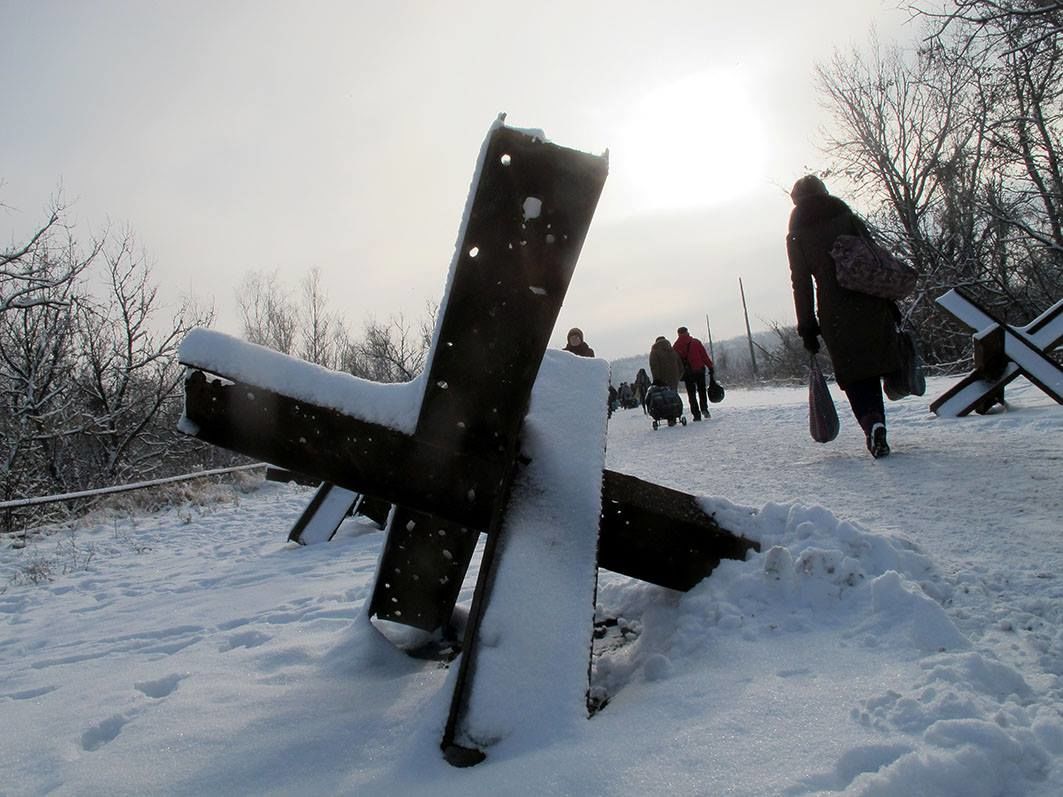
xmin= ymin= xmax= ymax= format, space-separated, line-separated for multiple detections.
xmin=2 ymin=375 xmax=1061 ymax=796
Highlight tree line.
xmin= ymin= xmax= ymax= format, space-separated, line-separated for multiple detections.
xmin=0 ymin=202 xmax=433 ymax=533
xmin=0 ymin=201 xmax=219 ymax=531
xmin=235 ymin=267 xmax=436 ymax=384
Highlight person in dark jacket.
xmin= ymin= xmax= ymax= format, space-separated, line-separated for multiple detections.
xmin=563 ymin=327 xmax=595 ymax=357
xmin=673 ymin=326 xmax=714 ymax=421
xmin=785 ymin=174 xmax=901 ymax=458
xmin=649 ymin=336 xmax=682 ymax=391
xmin=634 ymin=368 xmax=651 ymax=414
xmin=647 ymin=336 xmax=684 ymax=426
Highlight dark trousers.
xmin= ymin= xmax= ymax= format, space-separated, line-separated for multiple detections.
xmin=842 ymin=377 xmax=885 ymax=434
xmin=683 ymin=370 xmax=708 ymax=418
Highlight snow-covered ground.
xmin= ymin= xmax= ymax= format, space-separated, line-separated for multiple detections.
xmin=2 ymin=375 xmax=1061 ymax=796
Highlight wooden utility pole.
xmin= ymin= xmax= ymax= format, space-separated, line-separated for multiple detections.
xmin=739 ymin=277 xmax=758 ymax=380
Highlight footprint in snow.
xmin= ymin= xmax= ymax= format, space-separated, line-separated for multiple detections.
xmin=80 ymin=713 xmax=129 ymax=752
xmin=134 ymin=673 xmax=184 ymax=699
xmin=1 ymin=685 xmax=59 ymax=701
xmin=219 ymin=630 xmax=272 ymax=651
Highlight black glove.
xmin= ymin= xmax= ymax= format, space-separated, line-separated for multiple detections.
xmin=798 ymin=321 xmax=821 ymax=354
xmin=708 ymin=367 xmax=715 ymax=378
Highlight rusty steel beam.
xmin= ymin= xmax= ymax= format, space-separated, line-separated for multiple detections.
xmin=183 ymin=370 xmax=505 ymax=530
xmin=598 ymin=471 xmax=759 ymax=591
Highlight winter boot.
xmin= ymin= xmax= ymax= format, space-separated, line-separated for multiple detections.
xmin=867 ymin=423 xmax=890 ymax=458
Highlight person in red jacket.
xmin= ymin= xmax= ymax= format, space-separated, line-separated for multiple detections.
xmin=673 ymin=326 xmax=714 ymax=421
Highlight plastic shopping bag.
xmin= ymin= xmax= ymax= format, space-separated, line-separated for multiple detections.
xmin=809 ymin=355 xmax=840 ymax=443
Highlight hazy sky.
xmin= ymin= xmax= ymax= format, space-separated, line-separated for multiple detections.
xmin=2 ymin=1 xmax=918 ymax=360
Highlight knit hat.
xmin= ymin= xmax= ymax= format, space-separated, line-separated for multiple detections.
xmin=790 ymin=175 xmax=829 ymax=204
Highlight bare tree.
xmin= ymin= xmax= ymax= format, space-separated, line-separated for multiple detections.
xmin=0 ymin=199 xmax=101 ymax=524
xmin=1 ymin=199 xmax=236 ymax=533
xmin=1 ymin=197 xmax=99 ymax=315
xmin=756 ymin=322 xmax=814 ymax=384
xmin=73 ymin=230 xmax=211 ymax=482
xmin=342 ymin=303 xmax=436 ymax=383
xmin=906 ymin=1 xmax=1063 ymax=316
xmin=816 ymin=34 xmax=990 ymax=270
xmin=815 ymin=35 xmax=993 ymax=360
xmin=814 ymin=17 xmax=1062 ymax=364
xmin=236 ymin=267 xmax=438 ymax=382
xmin=298 ymin=267 xmax=344 ymax=368
xmin=0 ymin=264 xmax=82 ymax=504
xmin=910 ymin=1 xmax=1063 ymax=54
xmin=986 ymin=26 xmax=1063 ymax=251
xmin=236 ymin=270 xmax=297 ymax=354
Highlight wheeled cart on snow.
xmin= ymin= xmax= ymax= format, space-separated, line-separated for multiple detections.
xmin=645 ymin=384 xmax=687 ymax=429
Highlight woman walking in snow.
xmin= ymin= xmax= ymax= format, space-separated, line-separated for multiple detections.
xmin=785 ymin=175 xmax=901 ymax=458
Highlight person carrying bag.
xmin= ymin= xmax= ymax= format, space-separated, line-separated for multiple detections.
xmin=672 ymin=327 xmax=714 ymax=422
xmin=785 ymin=174 xmax=900 ymax=458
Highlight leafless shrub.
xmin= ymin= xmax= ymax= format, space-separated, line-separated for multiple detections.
xmin=3 ymin=530 xmax=95 ymax=589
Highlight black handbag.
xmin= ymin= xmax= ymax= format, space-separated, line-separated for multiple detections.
xmin=708 ymin=373 xmax=725 ymax=403
xmin=883 ymin=328 xmax=926 ymax=400
xmin=680 ymin=356 xmax=694 ymax=381
xmin=809 ymin=355 xmax=840 ymax=443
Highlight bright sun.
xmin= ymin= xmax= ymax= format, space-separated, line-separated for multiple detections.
xmin=610 ymin=69 xmax=767 ymax=215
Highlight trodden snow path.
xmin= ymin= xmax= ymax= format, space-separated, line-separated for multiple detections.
xmin=0 ymin=374 xmax=1061 ymax=796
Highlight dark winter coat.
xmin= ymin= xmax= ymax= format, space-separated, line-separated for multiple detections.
xmin=563 ymin=327 xmax=595 ymax=358
xmin=649 ymin=337 xmax=682 ymax=390
xmin=673 ymin=332 xmax=713 ymax=375
xmin=634 ymin=368 xmax=651 ymax=401
xmin=786 ymin=194 xmax=901 ymax=388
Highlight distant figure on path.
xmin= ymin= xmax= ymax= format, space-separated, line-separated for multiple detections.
xmin=785 ymin=174 xmax=901 ymax=458
xmin=673 ymin=326 xmax=714 ymax=422
xmin=634 ymin=368 xmax=651 ymax=413
xmin=563 ymin=327 xmax=595 ymax=357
